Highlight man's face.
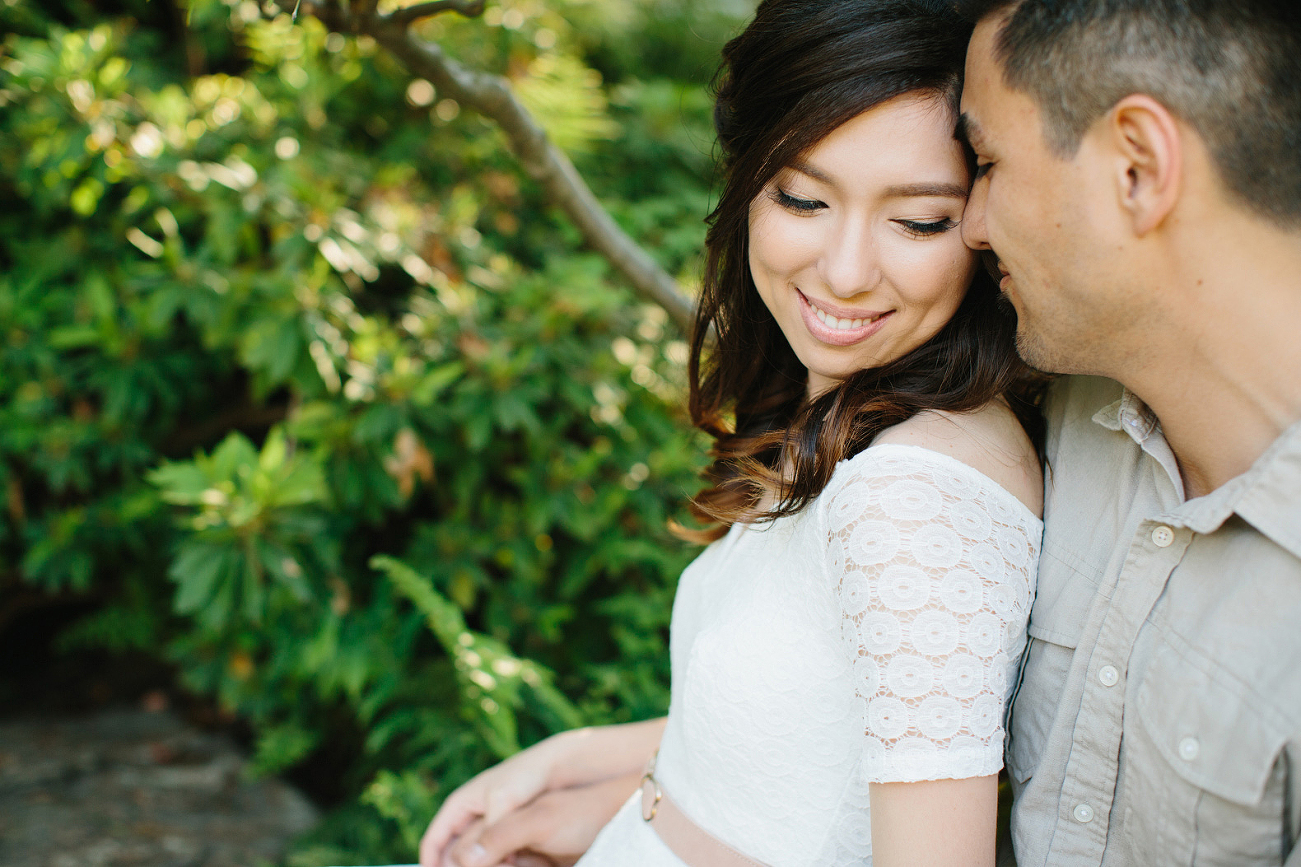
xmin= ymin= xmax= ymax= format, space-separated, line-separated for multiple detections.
xmin=960 ymin=16 xmax=1119 ymax=375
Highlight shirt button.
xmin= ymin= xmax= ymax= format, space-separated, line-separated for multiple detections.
xmin=1073 ymin=803 xmax=1095 ymax=824
xmin=1179 ymin=737 xmax=1200 ymax=761
xmin=1098 ymin=665 xmax=1120 ymax=687
xmin=1151 ymin=525 xmax=1175 ymax=547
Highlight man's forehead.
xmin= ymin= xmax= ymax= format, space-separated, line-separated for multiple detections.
xmin=958 ymin=18 xmax=1011 ymax=150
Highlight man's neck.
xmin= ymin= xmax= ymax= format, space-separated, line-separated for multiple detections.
xmin=1120 ymin=235 xmax=1301 ymax=499
xmin=1135 ymin=366 xmax=1300 ymax=500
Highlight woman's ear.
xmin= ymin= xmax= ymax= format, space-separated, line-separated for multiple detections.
xmin=1106 ymin=94 xmax=1183 ymax=237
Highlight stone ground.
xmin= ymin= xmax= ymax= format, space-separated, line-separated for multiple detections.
xmin=0 ymin=707 xmax=320 ymax=867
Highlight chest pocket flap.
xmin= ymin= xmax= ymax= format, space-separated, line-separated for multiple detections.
xmin=1135 ymin=639 xmax=1289 ymax=806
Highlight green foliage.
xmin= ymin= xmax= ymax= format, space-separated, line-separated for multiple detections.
xmin=0 ymin=0 xmax=742 ymax=862
xmin=373 ymin=554 xmax=583 ymax=759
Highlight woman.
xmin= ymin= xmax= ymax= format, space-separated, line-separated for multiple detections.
xmin=422 ymin=0 xmax=1044 ymax=864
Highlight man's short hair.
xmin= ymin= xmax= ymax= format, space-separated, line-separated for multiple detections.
xmin=957 ymin=0 xmax=1301 ymax=225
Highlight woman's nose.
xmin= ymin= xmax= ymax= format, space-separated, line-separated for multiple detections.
xmin=818 ymin=221 xmax=879 ymax=298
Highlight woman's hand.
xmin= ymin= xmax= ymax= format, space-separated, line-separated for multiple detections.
xmin=441 ymin=770 xmax=643 ymax=867
xmin=419 ymin=718 xmax=665 ymax=867
xmin=420 ymin=735 xmax=562 ymax=867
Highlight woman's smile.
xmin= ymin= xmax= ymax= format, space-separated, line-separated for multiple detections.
xmin=797 ymin=289 xmax=893 ymax=346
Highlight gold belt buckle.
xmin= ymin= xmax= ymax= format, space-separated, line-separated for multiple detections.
xmin=640 ymin=751 xmax=662 ymax=822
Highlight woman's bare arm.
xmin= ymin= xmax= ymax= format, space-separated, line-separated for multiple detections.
xmin=869 ymin=776 xmax=998 ymax=867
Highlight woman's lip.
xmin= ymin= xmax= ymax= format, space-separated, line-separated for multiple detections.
xmin=797 ymin=290 xmax=892 ymax=346
xmin=798 ymin=290 xmax=886 ymax=323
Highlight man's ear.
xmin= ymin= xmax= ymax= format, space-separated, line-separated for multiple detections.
xmin=1106 ymin=94 xmax=1182 ymax=237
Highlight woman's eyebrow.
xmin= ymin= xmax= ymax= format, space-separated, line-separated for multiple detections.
xmin=883 ymin=182 xmax=969 ymax=200
xmin=788 ymin=162 xmax=967 ymax=200
xmin=788 ymin=159 xmax=836 ymax=185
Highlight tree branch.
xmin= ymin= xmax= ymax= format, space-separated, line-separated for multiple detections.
xmin=296 ymin=1 xmax=698 ymax=333
xmin=385 ymin=0 xmax=485 ymax=28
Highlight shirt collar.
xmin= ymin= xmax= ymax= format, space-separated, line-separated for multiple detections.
xmin=1093 ymin=388 xmax=1184 ymax=502
xmin=1092 ymin=389 xmax=1159 ymax=443
xmin=1092 ymin=388 xmax=1301 ymax=559
xmin=1226 ymin=418 xmax=1301 ymax=560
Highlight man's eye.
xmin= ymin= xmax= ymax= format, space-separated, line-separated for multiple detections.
xmin=773 ymin=189 xmax=825 ymax=212
xmin=974 ymin=161 xmax=993 ymax=181
xmin=897 ymin=218 xmax=959 ymax=238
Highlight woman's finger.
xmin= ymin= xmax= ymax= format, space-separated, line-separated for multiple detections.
xmin=480 ymin=765 xmax=549 ymax=824
xmin=449 ymin=804 xmax=560 ymax=867
xmin=509 ymin=852 xmax=559 ymax=867
xmin=420 ymin=788 xmax=486 ymax=867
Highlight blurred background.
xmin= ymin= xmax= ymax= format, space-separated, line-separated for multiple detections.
xmin=0 ymin=0 xmax=752 ymax=861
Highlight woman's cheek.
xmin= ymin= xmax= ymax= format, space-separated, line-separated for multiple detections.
xmin=924 ymin=236 xmax=978 ymax=303
xmin=749 ymin=210 xmax=802 ymax=274
xmin=948 ymin=241 xmax=980 ymax=294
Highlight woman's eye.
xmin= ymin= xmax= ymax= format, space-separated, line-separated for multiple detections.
xmin=897 ymin=218 xmax=958 ymax=238
xmin=773 ymin=189 xmax=825 ymax=213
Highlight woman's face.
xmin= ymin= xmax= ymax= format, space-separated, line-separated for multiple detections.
xmin=748 ymin=93 xmax=978 ymax=398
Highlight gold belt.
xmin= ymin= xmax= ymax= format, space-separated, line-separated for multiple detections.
xmin=640 ymin=752 xmax=772 ymax=867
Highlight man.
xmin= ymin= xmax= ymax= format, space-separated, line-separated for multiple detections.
xmin=956 ymin=0 xmax=1301 ymax=864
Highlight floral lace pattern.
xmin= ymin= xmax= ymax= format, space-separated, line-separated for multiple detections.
xmin=828 ymin=446 xmax=1039 ymax=783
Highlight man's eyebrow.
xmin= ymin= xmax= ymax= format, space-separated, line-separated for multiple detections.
xmin=956 ymin=112 xmax=991 ymax=153
xmin=884 ymin=182 xmax=970 ymax=200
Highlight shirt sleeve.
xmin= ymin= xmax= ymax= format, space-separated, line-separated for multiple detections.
xmin=825 ymin=447 xmax=1038 ymax=784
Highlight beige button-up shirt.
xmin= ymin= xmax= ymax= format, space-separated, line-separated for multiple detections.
xmin=1008 ymin=375 xmax=1301 ymax=866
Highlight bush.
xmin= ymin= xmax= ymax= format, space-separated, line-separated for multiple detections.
xmin=0 ymin=0 xmax=740 ymax=860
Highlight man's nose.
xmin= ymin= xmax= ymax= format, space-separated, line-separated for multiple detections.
xmin=962 ymin=178 xmax=992 ymax=251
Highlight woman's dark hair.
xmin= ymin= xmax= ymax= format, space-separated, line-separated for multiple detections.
xmin=683 ymin=0 xmax=1047 ymax=540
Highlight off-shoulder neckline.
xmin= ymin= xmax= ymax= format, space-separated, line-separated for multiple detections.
xmin=835 ymin=442 xmax=1043 ymax=526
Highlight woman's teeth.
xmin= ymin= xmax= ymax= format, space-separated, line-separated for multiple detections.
xmin=809 ymin=300 xmax=877 ymax=331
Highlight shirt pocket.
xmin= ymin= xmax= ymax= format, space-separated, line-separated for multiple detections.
xmin=1006 ymin=542 xmax=1094 ymax=784
xmin=1126 ymin=639 xmax=1289 ymax=866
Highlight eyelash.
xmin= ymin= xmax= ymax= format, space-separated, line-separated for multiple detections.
xmin=773 ymin=189 xmax=824 ymax=212
xmin=897 ymin=218 xmax=959 ymax=238
xmin=974 ymin=161 xmax=993 ymax=181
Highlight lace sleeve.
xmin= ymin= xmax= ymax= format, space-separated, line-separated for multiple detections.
xmin=826 ymin=446 xmax=1039 ymax=784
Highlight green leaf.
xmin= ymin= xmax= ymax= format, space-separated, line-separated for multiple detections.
xmin=170 ymin=542 xmax=228 ymax=614
xmin=373 ymin=555 xmax=585 ymax=759
xmin=46 ymin=324 xmax=101 ymax=349
xmin=249 ymin=721 xmax=321 ymax=776
xmin=240 ymin=316 xmax=302 ymax=386
xmin=208 ymin=433 xmax=260 ymax=481
xmin=148 ymin=462 xmax=213 ymax=505
xmin=411 ymin=362 xmax=466 ymax=405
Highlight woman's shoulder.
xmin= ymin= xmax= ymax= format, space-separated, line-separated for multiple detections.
xmin=850 ymin=401 xmax=1043 ymax=519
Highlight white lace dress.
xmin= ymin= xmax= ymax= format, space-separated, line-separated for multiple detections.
xmin=575 ymin=444 xmax=1042 ymax=867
